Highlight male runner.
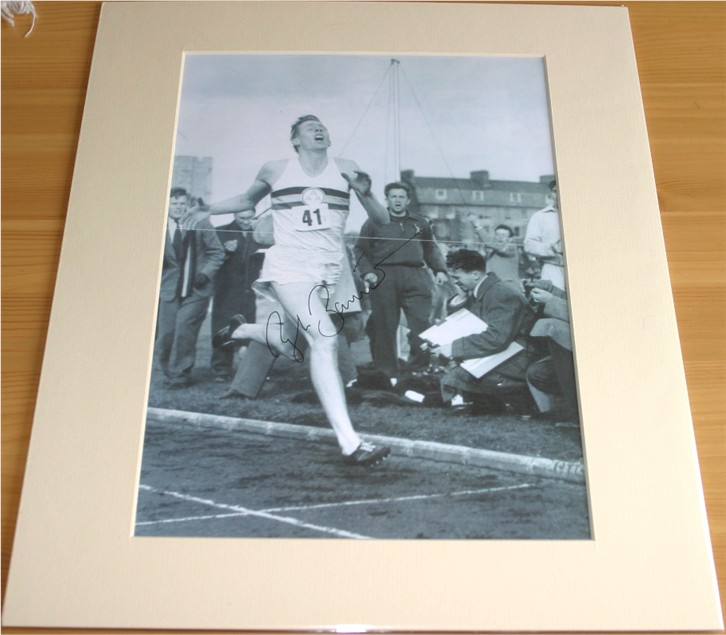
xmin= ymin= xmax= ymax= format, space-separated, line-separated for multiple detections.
xmin=210 ymin=115 xmax=391 ymax=466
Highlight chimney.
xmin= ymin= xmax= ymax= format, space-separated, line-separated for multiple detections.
xmin=470 ymin=170 xmax=490 ymax=186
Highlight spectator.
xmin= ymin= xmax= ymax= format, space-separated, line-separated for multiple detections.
xmin=524 ymin=179 xmax=565 ymax=289
xmin=435 ymin=249 xmax=536 ymax=412
xmin=526 ymin=280 xmax=578 ymax=422
xmin=210 ymin=209 xmax=263 ymax=382
xmin=155 ymin=187 xmax=225 ymax=388
xmin=354 ymin=181 xmax=448 ymax=381
xmin=469 ymin=219 xmax=520 ymax=286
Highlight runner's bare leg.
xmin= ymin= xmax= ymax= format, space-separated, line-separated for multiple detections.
xmin=273 ymin=281 xmax=361 ymax=454
xmin=232 ymin=281 xmax=361 ymax=455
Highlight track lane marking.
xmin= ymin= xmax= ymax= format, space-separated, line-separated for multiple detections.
xmin=136 ymin=512 xmax=248 ymax=527
xmin=262 ymin=483 xmax=534 ymax=512
xmin=136 ymin=483 xmax=534 ymax=529
xmin=137 ymin=484 xmax=371 ymax=539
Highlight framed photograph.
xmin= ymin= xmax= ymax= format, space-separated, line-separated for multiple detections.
xmin=137 ymin=51 xmax=589 ymax=542
xmin=3 ymin=1 xmax=722 ymax=631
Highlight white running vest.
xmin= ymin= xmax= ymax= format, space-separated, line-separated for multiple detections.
xmin=269 ymin=158 xmax=350 ymax=254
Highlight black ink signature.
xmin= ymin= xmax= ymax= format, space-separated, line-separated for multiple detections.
xmin=309 ymin=284 xmax=346 ymax=338
xmin=263 ymin=228 xmax=425 ymax=362
xmin=265 ymin=310 xmax=309 ymax=363
xmin=316 ymin=226 xmax=429 ymax=331
xmin=263 ymin=289 xmax=343 ymax=362
xmin=352 ymin=226 xmax=425 ymax=290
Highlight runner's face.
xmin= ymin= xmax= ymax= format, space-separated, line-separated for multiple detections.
xmin=168 ymin=195 xmax=188 ymax=220
xmin=386 ymin=188 xmax=410 ymax=214
xmin=293 ymin=120 xmax=331 ymax=151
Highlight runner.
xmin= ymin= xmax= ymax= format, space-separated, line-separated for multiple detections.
xmin=210 ymin=115 xmax=391 ymax=466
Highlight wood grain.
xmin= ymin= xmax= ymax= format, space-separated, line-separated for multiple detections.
xmin=2 ymin=2 xmax=724 ymax=632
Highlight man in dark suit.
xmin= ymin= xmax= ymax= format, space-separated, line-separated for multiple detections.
xmin=435 ymin=249 xmax=536 ymax=411
xmin=155 ymin=187 xmax=225 ymax=388
xmin=210 ymin=209 xmax=263 ymax=382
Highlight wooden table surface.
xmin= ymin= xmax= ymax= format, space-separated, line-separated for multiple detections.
xmin=2 ymin=2 xmax=724 ymax=632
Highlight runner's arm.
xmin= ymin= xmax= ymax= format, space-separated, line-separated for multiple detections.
xmin=337 ymin=159 xmax=389 ymax=225
xmin=208 ymin=161 xmax=282 ymax=214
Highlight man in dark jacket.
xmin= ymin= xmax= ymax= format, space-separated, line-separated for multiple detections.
xmin=210 ymin=209 xmax=264 ymax=381
xmin=354 ymin=181 xmax=448 ymax=381
xmin=436 ymin=249 xmax=536 ymax=411
xmin=155 ymin=187 xmax=225 ymax=388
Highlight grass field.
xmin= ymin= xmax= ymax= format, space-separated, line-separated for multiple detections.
xmin=147 ymin=315 xmax=585 ymax=463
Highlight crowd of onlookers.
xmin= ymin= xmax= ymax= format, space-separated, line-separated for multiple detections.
xmin=155 ymin=176 xmax=576 ymax=425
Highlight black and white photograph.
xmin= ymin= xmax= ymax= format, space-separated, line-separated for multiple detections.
xmin=6 ymin=1 xmax=723 ymax=629
xmin=136 ymin=53 xmax=590 ymax=540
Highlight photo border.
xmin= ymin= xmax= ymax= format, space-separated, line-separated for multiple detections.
xmin=3 ymin=1 xmax=722 ymax=630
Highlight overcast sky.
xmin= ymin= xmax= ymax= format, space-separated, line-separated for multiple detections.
xmin=174 ymin=53 xmax=555 ymax=230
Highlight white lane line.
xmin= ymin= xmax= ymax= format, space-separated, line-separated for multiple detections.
xmin=136 ymin=512 xmax=248 ymax=527
xmin=137 ymin=484 xmax=371 ymax=539
xmin=262 ymin=483 xmax=534 ymax=513
xmin=136 ymin=483 xmax=534 ymax=531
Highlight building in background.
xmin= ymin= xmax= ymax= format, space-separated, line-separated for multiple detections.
xmin=173 ymin=156 xmax=213 ymax=203
xmin=401 ymin=169 xmax=555 ymax=245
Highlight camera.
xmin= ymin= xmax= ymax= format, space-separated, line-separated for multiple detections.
xmin=522 ymin=278 xmax=553 ymax=304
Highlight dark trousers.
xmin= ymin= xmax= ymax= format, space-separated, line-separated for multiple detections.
xmin=210 ymin=290 xmax=256 ymax=378
xmin=228 ymin=340 xmax=277 ymax=398
xmin=336 ymin=312 xmax=363 ymax=385
xmin=155 ymin=296 xmax=209 ymax=380
xmin=441 ymin=349 xmax=531 ymax=403
xmin=368 ymin=265 xmax=432 ymax=377
xmin=526 ymin=340 xmax=578 ymax=417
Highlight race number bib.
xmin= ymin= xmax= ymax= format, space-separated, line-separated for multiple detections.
xmin=293 ymin=203 xmax=331 ymax=231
